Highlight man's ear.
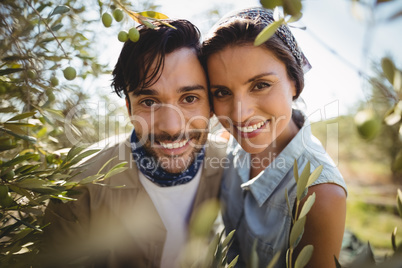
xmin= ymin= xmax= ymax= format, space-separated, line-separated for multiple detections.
xmin=126 ymin=97 xmax=131 ymax=114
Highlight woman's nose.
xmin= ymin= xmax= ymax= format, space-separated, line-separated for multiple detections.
xmin=230 ymin=95 xmax=254 ymax=124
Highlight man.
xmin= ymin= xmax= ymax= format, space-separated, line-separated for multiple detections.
xmin=43 ymin=19 xmax=226 ymax=267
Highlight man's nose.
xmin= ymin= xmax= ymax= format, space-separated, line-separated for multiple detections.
xmin=155 ymin=104 xmax=185 ymax=137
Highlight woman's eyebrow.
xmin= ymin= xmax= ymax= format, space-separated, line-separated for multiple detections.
xmin=245 ymin=72 xmax=276 ymax=85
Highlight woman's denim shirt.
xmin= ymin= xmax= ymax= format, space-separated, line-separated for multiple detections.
xmin=220 ymin=115 xmax=347 ymax=268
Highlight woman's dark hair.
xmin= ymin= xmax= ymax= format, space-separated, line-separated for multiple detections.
xmin=201 ymin=18 xmax=304 ymax=99
xmin=112 ymin=19 xmax=201 ymax=98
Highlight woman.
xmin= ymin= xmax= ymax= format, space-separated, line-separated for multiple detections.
xmin=201 ymin=7 xmax=347 ymax=268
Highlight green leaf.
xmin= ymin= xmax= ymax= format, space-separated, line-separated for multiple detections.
xmin=64 ymin=149 xmax=100 ymax=168
xmin=16 ymin=178 xmax=48 ymax=189
xmin=0 ymin=68 xmax=24 ymax=76
xmin=254 ymin=18 xmax=284 ymax=46
xmin=222 ymin=229 xmax=235 ymax=249
xmin=381 ymin=57 xmax=395 ymax=85
xmin=294 ymin=244 xmax=314 ymax=268
xmin=44 ymin=108 xmax=65 ymax=120
xmin=79 ymin=174 xmax=104 ymax=184
xmin=392 ymin=227 xmax=397 ymax=252
xmin=64 ymin=145 xmax=87 ymax=163
xmin=96 ymin=156 xmax=118 ymax=175
xmin=51 ymin=23 xmax=63 ymax=31
xmin=205 ymin=233 xmax=220 ymax=266
xmin=283 ymin=0 xmax=303 ymax=17
xmin=266 ymin=251 xmax=281 ymax=268
xmin=299 ymin=192 xmax=316 ymax=219
xmin=104 ymin=166 xmax=128 ymax=180
xmin=3 ymin=122 xmax=35 ymax=128
xmin=2 ymin=154 xmax=37 ymax=167
xmin=260 ymin=0 xmax=283 ymax=10
xmin=138 ymin=11 xmax=169 ymax=19
xmin=287 ymin=12 xmax=303 ymax=23
xmin=189 ymin=199 xmax=220 ymax=238
xmin=50 ymin=5 xmax=70 ymax=17
xmin=397 ymin=188 xmax=402 ymax=218
xmin=6 ymin=112 xmax=36 ymax=122
xmin=227 ymin=255 xmax=238 ymax=268
xmin=334 ymin=256 xmax=342 ymax=268
xmin=0 ymin=127 xmax=37 ymax=143
xmin=296 ymin=161 xmax=310 ymax=201
xmin=9 ymin=214 xmax=42 ymax=232
xmin=248 ymin=239 xmax=259 ymax=268
xmin=289 ymin=216 xmax=306 ymax=248
xmin=15 ymin=164 xmax=40 ymax=174
xmin=0 ymin=144 xmax=17 ymax=152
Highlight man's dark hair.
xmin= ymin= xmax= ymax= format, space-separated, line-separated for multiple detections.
xmin=112 ymin=19 xmax=202 ymax=99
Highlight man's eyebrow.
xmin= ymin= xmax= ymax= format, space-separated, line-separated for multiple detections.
xmin=177 ymin=84 xmax=206 ymax=93
xmin=133 ymin=89 xmax=158 ymax=97
xmin=133 ymin=85 xmax=206 ymax=97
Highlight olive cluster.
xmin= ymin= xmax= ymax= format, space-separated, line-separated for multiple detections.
xmin=101 ymin=8 xmax=140 ymax=43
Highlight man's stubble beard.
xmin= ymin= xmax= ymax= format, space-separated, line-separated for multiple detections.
xmin=137 ymin=128 xmax=209 ymax=174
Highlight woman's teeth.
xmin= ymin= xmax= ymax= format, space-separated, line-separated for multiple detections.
xmin=237 ymin=121 xmax=265 ymax=133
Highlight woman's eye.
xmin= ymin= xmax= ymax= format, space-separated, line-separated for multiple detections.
xmin=254 ymin=82 xmax=271 ymax=91
xmin=141 ymin=99 xmax=156 ymax=107
xmin=213 ymin=89 xmax=231 ymax=98
xmin=183 ymin=95 xmax=198 ymax=104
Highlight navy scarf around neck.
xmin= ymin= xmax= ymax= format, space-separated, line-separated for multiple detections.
xmin=130 ymin=129 xmax=205 ymax=187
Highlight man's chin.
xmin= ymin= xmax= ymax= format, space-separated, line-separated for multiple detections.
xmin=158 ymin=157 xmax=194 ymax=174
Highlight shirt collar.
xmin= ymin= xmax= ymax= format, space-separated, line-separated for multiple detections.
xmin=237 ymin=115 xmax=313 ymax=207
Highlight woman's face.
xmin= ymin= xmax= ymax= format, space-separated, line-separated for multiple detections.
xmin=207 ymin=44 xmax=298 ymax=155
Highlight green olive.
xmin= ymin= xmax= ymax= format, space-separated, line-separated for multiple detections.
xmin=27 ymin=70 xmax=37 ymax=79
xmin=0 ymin=185 xmax=9 ymax=200
xmin=102 ymin=12 xmax=113 ymax=27
xmin=1 ymin=171 xmax=15 ymax=181
xmin=63 ymin=66 xmax=77 ymax=81
xmin=128 ymin=27 xmax=140 ymax=42
xmin=113 ymin=8 xmax=124 ymax=22
xmin=118 ymin=30 xmax=128 ymax=42
xmin=0 ymin=193 xmax=14 ymax=208
xmin=354 ymin=109 xmax=381 ymax=140
xmin=50 ymin=76 xmax=59 ymax=86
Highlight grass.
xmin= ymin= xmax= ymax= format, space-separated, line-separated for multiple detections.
xmin=345 ymin=185 xmax=401 ymax=256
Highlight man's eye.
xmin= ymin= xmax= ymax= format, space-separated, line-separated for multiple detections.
xmin=183 ymin=96 xmax=198 ymax=104
xmin=213 ymin=89 xmax=231 ymax=98
xmin=141 ymin=99 xmax=156 ymax=107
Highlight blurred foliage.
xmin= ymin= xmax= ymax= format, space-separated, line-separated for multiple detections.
xmin=356 ymin=57 xmax=402 ymax=183
xmin=0 ymin=0 xmax=142 ymax=265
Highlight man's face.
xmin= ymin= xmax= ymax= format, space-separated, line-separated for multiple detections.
xmin=127 ymin=47 xmax=211 ymax=173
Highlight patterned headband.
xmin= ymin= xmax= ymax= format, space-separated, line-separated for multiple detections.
xmin=214 ymin=7 xmax=312 ymax=73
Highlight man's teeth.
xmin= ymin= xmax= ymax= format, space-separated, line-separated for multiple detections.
xmin=160 ymin=140 xmax=188 ymax=149
xmin=237 ymin=121 xmax=265 ymax=133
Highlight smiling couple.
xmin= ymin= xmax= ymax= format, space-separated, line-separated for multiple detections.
xmin=43 ymin=7 xmax=347 ymax=268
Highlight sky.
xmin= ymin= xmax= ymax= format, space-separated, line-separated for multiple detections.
xmin=97 ymin=0 xmax=402 ymax=122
